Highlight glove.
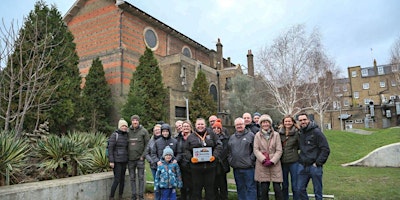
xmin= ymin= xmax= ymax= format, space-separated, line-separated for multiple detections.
xmin=191 ymin=157 xmax=199 ymax=163
xmin=262 ymin=159 xmax=274 ymax=167
xmin=210 ymin=156 xmax=215 ymax=162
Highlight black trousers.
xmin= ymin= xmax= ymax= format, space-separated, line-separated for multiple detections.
xmin=110 ymin=162 xmax=127 ymax=197
xmin=179 ymin=166 xmax=192 ymax=200
xmin=257 ymin=181 xmax=283 ymax=200
xmin=214 ymin=172 xmax=228 ymax=200
xmin=191 ymin=166 xmax=216 ymax=200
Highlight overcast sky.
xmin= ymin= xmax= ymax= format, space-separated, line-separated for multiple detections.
xmin=2 ymin=0 xmax=400 ymax=76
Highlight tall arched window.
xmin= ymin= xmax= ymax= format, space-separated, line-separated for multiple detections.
xmin=210 ymin=84 xmax=218 ymax=102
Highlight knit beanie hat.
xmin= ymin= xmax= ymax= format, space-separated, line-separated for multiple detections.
xmin=253 ymin=112 xmax=261 ymax=117
xmin=118 ymin=118 xmax=128 ymax=129
xmin=212 ymin=118 xmax=222 ymax=129
xmin=162 ymin=146 xmax=174 ymax=158
xmin=258 ymin=114 xmax=273 ymax=125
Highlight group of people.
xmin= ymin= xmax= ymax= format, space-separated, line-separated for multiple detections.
xmin=107 ymin=112 xmax=330 ymax=200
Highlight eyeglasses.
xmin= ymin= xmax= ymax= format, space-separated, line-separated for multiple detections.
xmin=298 ymin=119 xmax=308 ymax=121
xmin=213 ymin=127 xmax=220 ymax=129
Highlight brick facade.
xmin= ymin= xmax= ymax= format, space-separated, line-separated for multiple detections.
xmin=64 ymin=0 xmax=245 ymax=125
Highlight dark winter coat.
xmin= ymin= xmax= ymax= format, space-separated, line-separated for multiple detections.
xmin=227 ymin=129 xmax=256 ymax=169
xmin=185 ymin=130 xmax=222 ymax=170
xmin=299 ymin=121 xmax=330 ymax=166
xmin=245 ymin=122 xmax=260 ymax=134
xmin=175 ymin=132 xmax=191 ymax=169
xmin=216 ymin=132 xmax=230 ymax=174
xmin=108 ymin=129 xmax=129 ymax=163
xmin=145 ymin=135 xmax=161 ymax=169
xmin=278 ymin=126 xmax=300 ymax=164
xmin=128 ymin=125 xmax=149 ymax=161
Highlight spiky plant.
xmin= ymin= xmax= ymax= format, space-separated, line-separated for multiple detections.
xmin=0 ymin=130 xmax=31 ymax=186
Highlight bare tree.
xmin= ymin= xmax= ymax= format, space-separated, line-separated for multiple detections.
xmin=307 ymin=50 xmax=339 ymax=130
xmin=0 ymin=19 xmax=61 ymax=135
xmin=256 ymin=24 xmax=337 ymax=120
xmin=390 ymin=36 xmax=400 ymax=89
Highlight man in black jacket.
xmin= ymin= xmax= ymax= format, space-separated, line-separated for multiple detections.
xmin=297 ymin=113 xmax=330 ymax=200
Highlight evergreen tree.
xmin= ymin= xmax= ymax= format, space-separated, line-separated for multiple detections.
xmin=121 ymin=47 xmax=167 ymax=129
xmin=32 ymin=1 xmax=81 ymax=134
xmin=189 ymin=70 xmax=217 ymax=122
xmin=79 ymin=58 xmax=113 ymax=133
xmin=0 ymin=1 xmax=81 ymax=134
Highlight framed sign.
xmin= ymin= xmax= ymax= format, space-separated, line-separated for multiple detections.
xmin=193 ymin=147 xmax=212 ymax=162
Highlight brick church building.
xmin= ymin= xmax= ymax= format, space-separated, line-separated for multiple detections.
xmin=64 ymin=0 xmax=254 ymax=125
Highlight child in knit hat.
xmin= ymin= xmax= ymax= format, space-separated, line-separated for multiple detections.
xmin=154 ymin=146 xmax=183 ymax=200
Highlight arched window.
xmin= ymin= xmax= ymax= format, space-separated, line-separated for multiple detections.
xmin=182 ymin=46 xmax=192 ymax=58
xmin=210 ymin=84 xmax=218 ymax=102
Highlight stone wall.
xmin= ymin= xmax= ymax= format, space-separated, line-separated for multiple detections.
xmin=0 ymin=172 xmax=132 ymax=200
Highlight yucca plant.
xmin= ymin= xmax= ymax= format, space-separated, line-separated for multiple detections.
xmin=86 ymin=146 xmax=110 ymax=173
xmin=0 ymin=131 xmax=31 ymax=186
xmin=65 ymin=131 xmax=107 ymax=175
xmin=37 ymin=134 xmax=88 ymax=178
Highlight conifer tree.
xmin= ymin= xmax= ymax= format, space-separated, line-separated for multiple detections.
xmin=0 ymin=1 xmax=81 ymax=134
xmin=121 ymin=47 xmax=167 ymax=129
xmin=80 ymin=58 xmax=113 ymax=133
xmin=189 ymin=70 xmax=217 ymax=121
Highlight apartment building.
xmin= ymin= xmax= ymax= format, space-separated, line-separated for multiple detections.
xmin=321 ymin=60 xmax=400 ymax=130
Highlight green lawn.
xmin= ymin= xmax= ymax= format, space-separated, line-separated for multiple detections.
xmin=145 ymin=128 xmax=400 ymax=199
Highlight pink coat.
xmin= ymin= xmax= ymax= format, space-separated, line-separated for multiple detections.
xmin=253 ymin=130 xmax=283 ymax=183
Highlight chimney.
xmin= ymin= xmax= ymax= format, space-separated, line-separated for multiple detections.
xmin=216 ymin=38 xmax=223 ymax=70
xmin=247 ymin=49 xmax=254 ymax=77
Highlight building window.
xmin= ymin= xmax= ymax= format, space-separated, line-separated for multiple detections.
xmin=391 ymin=80 xmax=397 ymax=87
xmin=343 ymin=85 xmax=348 ymax=91
xmin=175 ymin=106 xmax=186 ymax=118
xmin=351 ymin=71 xmax=357 ymax=77
xmin=377 ymin=66 xmax=384 ymax=75
xmin=392 ymin=64 xmax=398 ymax=72
xmin=210 ymin=84 xmax=218 ymax=102
xmin=361 ymin=69 xmax=368 ymax=76
xmin=362 ymin=83 xmax=369 ymax=89
xmin=364 ymin=98 xmax=372 ymax=104
xmin=334 ymin=86 xmax=340 ymax=92
xmin=380 ymin=81 xmax=386 ymax=88
xmin=354 ymin=92 xmax=359 ymax=99
xmin=225 ymin=77 xmax=231 ymax=90
xmin=182 ymin=46 xmax=192 ymax=58
xmin=343 ymin=99 xmax=349 ymax=106
xmin=144 ymin=27 xmax=158 ymax=50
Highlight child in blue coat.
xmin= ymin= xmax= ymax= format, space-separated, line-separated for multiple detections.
xmin=154 ymin=146 xmax=183 ymax=200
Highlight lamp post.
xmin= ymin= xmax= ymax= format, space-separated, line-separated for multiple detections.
xmin=339 ymin=102 xmax=343 ymax=131
xmin=337 ymin=94 xmax=343 ymax=131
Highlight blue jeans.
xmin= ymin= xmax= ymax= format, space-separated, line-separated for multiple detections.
xmin=160 ymin=188 xmax=177 ymax=200
xmin=282 ymin=162 xmax=299 ymax=200
xmin=128 ymin=160 xmax=145 ymax=199
xmin=298 ymin=164 xmax=323 ymax=200
xmin=233 ymin=168 xmax=256 ymax=200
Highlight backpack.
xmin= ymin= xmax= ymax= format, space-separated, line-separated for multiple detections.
xmin=106 ymin=132 xmax=119 ymax=158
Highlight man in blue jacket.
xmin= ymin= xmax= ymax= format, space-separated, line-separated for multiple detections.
xmin=297 ymin=113 xmax=330 ymax=200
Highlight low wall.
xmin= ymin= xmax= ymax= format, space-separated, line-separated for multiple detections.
xmin=0 ymin=172 xmax=132 ymax=200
